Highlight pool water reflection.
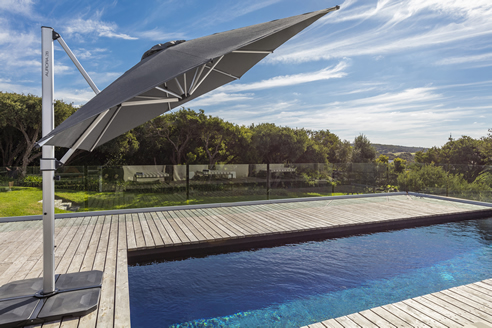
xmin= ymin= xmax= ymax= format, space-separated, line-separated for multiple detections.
xmin=129 ymin=218 xmax=492 ymax=327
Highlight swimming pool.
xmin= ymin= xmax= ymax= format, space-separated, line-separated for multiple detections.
xmin=128 ymin=217 xmax=492 ymax=327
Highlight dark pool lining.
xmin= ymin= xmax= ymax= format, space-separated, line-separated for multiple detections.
xmin=127 ymin=209 xmax=492 ymax=266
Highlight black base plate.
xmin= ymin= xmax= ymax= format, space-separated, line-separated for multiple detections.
xmin=0 ymin=271 xmax=102 ymax=328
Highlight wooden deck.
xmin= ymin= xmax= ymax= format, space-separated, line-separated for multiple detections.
xmin=302 ymin=278 xmax=492 ymax=328
xmin=0 ymin=194 xmax=491 ymax=327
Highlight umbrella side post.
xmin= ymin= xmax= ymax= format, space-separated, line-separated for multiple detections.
xmin=41 ymin=26 xmax=56 ymax=295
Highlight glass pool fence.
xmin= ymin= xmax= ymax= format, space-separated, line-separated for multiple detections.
xmin=1 ymin=163 xmax=491 ymax=213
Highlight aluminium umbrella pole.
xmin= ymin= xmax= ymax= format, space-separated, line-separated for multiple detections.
xmin=41 ymin=26 xmax=56 ymax=295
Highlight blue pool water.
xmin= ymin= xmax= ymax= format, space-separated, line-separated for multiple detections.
xmin=129 ymin=218 xmax=492 ymax=327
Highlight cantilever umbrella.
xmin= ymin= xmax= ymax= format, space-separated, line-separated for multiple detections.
xmin=0 ymin=5 xmax=340 ymax=328
xmin=37 ymin=5 xmax=340 ymax=154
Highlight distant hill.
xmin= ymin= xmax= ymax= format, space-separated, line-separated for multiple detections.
xmin=371 ymin=144 xmax=428 ymax=162
xmin=372 ymin=144 xmax=427 ymax=154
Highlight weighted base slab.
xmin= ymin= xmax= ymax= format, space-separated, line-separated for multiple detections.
xmin=0 ymin=271 xmax=102 ymax=328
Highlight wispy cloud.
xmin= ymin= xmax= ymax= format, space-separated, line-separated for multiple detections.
xmin=54 ymin=88 xmax=96 ymax=106
xmin=221 ymin=61 xmax=348 ymax=92
xmin=54 ymin=64 xmax=74 ymax=75
xmin=72 ymin=48 xmax=108 ymax=60
xmin=192 ymin=0 xmax=282 ymax=27
xmin=435 ymin=52 xmax=492 ymax=67
xmin=64 ymin=18 xmax=137 ymax=40
xmin=268 ymin=0 xmax=492 ymax=63
xmin=188 ymin=92 xmax=254 ymax=107
xmin=0 ymin=0 xmax=37 ymax=17
xmin=138 ymin=29 xmax=187 ymax=41
xmin=235 ymin=86 xmax=488 ymax=146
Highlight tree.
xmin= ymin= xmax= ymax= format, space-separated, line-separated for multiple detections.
xmin=393 ymin=157 xmax=406 ymax=173
xmin=351 ymin=134 xmax=376 ymax=163
xmin=415 ymin=147 xmax=441 ymax=164
xmin=198 ymin=115 xmax=244 ymax=166
xmin=67 ymin=131 xmax=139 ymax=166
xmin=440 ymin=136 xmax=485 ymax=166
xmin=376 ymin=154 xmax=389 ymax=164
xmin=144 ymin=108 xmax=202 ymax=165
xmin=250 ymin=123 xmax=309 ymax=164
xmin=480 ymin=129 xmax=492 ymax=165
xmin=397 ymin=163 xmax=448 ymax=192
xmin=0 ymin=125 xmax=23 ymax=167
xmin=335 ymin=140 xmax=352 ymax=163
xmin=0 ymin=92 xmax=76 ymax=177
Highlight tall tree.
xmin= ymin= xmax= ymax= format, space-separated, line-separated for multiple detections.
xmin=415 ymin=146 xmax=441 ymax=164
xmin=198 ymin=115 xmax=241 ymax=166
xmin=144 ymin=108 xmax=202 ymax=165
xmin=250 ymin=123 xmax=309 ymax=164
xmin=0 ymin=92 xmax=76 ymax=176
xmin=482 ymin=129 xmax=492 ymax=165
xmin=351 ymin=134 xmax=376 ymax=163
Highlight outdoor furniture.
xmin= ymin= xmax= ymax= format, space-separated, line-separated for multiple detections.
xmin=134 ymin=172 xmax=170 ymax=182
xmin=201 ymin=169 xmax=236 ymax=179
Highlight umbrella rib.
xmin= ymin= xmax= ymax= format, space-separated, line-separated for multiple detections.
xmin=121 ymin=98 xmax=179 ymax=106
xmin=189 ymin=64 xmax=207 ymax=94
xmin=190 ymin=56 xmax=224 ymax=95
xmin=205 ymin=65 xmax=239 ymax=80
xmin=90 ymin=105 xmax=122 ymax=152
xmin=155 ymin=86 xmax=182 ymax=99
xmin=189 ymin=67 xmax=200 ymax=94
xmin=232 ymin=50 xmax=273 ymax=54
xmin=174 ymin=77 xmax=185 ymax=96
xmin=135 ymin=96 xmax=166 ymax=100
xmin=59 ymin=110 xmax=110 ymax=163
xmin=184 ymin=73 xmax=187 ymax=96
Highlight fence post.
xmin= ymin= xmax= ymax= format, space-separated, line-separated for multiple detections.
xmin=446 ymin=164 xmax=449 ymax=197
xmin=84 ymin=166 xmax=88 ymax=210
xmin=332 ymin=169 xmax=335 ymax=194
xmin=186 ymin=164 xmax=190 ymax=201
xmin=98 ymin=166 xmax=102 ymax=192
xmin=266 ymin=163 xmax=270 ymax=200
xmin=386 ymin=164 xmax=389 ymax=187
xmin=84 ymin=166 xmax=88 ymax=192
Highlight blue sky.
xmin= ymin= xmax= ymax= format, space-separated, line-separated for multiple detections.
xmin=1 ymin=0 xmax=491 ymax=148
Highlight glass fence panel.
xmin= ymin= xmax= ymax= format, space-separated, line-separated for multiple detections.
xmin=1 ymin=163 xmax=491 ymax=217
xmin=266 ymin=163 xmax=333 ymax=199
xmin=188 ymin=164 xmax=267 ymax=203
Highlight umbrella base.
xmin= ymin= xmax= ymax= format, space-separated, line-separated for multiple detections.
xmin=0 ymin=271 xmax=102 ymax=328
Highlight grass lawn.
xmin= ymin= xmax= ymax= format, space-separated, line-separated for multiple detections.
xmin=0 ymin=186 xmax=345 ymax=218
xmin=0 ymin=187 xmax=71 ymax=217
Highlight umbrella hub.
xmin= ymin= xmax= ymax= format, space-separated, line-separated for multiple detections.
xmin=141 ymin=40 xmax=186 ymax=61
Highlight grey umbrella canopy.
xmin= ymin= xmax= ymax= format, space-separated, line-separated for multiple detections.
xmin=36 ymin=6 xmax=339 ymax=152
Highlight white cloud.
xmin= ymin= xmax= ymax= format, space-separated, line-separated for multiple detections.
xmin=0 ymin=80 xmax=39 ymax=95
xmin=188 ymin=92 xmax=254 ymax=107
xmin=0 ymin=0 xmax=35 ymax=16
xmin=268 ymin=0 xmax=492 ymax=63
xmin=193 ymin=0 xmax=282 ymax=27
xmin=54 ymin=64 xmax=73 ymax=75
xmin=138 ymin=29 xmax=187 ymax=41
xmin=73 ymin=48 xmax=108 ymax=60
xmin=54 ymin=88 xmax=96 ymax=106
xmin=221 ymin=61 xmax=348 ymax=92
xmin=346 ymin=87 xmax=443 ymax=109
xmin=64 ymin=18 xmax=137 ymax=40
xmin=435 ymin=52 xmax=492 ymax=67
xmin=88 ymin=71 xmax=122 ymax=85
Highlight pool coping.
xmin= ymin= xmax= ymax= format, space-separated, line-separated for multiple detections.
xmin=2 ymin=191 xmax=491 ymax=223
